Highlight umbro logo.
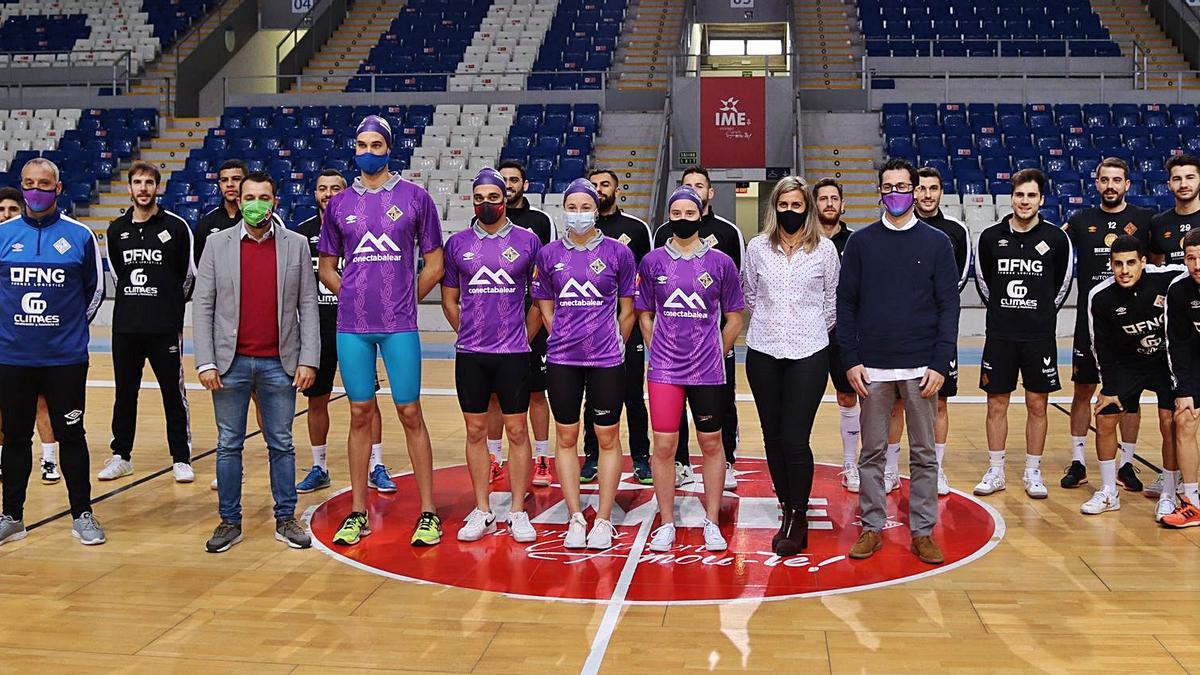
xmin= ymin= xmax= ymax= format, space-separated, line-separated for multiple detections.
xmin=64 ymin=409 xmax=83 ymax=425
xmin=462 ymin=251 xmax=477 ymax=261
xmin=119 ymin=231 xmax=131 ymax=240
xmin=10 ymin=243 xmax=22 ymax=252
xmin=1116 ymin=307 xmax=1127 ymax=315
xmin=663 ymin=288 xmax=706 ymax=310
xmin=468 ymin=266 xmax=516 ymax=286
xmin=559 ymin=278 xmax=602 ymax=299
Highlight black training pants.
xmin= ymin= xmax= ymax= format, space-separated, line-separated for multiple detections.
xmin=110 ymin=332 xmax=191 ymax=463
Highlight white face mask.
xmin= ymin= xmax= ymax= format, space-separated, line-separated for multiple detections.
xmin=564 ymin=211 xmax=596 ymax=234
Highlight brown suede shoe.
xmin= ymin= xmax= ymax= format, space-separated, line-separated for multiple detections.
xmin=848 ymin=530 xmax=882 ymax=559
xmin=910 ymin=535 xmax=944 ymax=564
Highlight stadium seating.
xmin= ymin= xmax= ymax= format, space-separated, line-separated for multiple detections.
xmin=0 ymin=107 xmax=156 ymax=214
xmin=159 ymin=103 xmax=599 ymax=230
xmin=858 ymin=0 xmax=1120 ymax=57
xmin=528 ymin=0 xmax=624 ymax=90
xmin=883 ymin=102 xmax=1187 ymax=231
xmin=448 ymin=0 xmax=556 ymax=93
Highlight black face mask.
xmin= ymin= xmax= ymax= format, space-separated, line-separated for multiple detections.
xmin=474 ymin=202 xmax=505 ymax=225
xmin=777 ymin=209 xmax=806 ymax=235
xmin=669 ymin=218 xmax=701 ymax=240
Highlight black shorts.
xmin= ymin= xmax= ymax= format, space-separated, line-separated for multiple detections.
xmin=940 ymin=349 xmax=959 ymax=398
xmin=1096 ymin=362 xmax=1175 ymax=415
xmin=1071 ymin=325 xmax=1100 ymax=385
xmin=979 ymin=337 xmax=1061 ymax=394
xmin=827 ymin=335 xmax=855 ymax=395
xmin=303 ymin=330 xmax=339 ymax=398
xmin=546 ymin=362 xmax=624 ymax=426
xmin=455 ymin=351 xmax=531 ymax=415
xmin=528 ymin=328 xmax=548 ymax=393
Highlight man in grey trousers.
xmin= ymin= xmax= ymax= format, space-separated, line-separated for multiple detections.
xmin=836 ymin=158 xmax=961 ymax=565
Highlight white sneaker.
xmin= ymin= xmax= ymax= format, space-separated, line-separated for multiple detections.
xmin=884 ymin=470 xmax=900 ymax=493
xmin=937 ymin=467 xmax=950 ymax=496
xmin=973 ymin=467 xmax=1006 ymax=496
xmin=723 ymin=462 xmax=737 ymax=490
xmin=172 ymin=463 xmax=194 ymax=483
xmin=1156 ymin=494 xmax=1179 ymax=523
xmin=674 ymin=462 xmax=695 ymax=488
xmin=841 ymin=462 xmax=860 ymax=493
xmin=97 ymin=456 xmax=133 ymax=481
xmin=456 ymin=508 xmax=497 ymax=542
xmin=702 ymin=519 xmax=727 ymax=551
xmin=1081 ymin=489 xmax=1120 ymax=515
xmin=587 ymin=518 xmax=616 ymax=549
xmin=648 ymin=522 xmax=676 ymax=552
xmin=564 ymin=512 xmax=588 ymax=549
xmin=210 ymin=477 xmax=218 ymax=491
xmin=1023 ymin=469 xmax=1048 ymax=499
xmin=1145 ymin=473 xmax=1165 ymax=498
xmin=508 ymin=511 xmax=536 ymax=543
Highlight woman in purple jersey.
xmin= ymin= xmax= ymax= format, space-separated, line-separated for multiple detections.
xmin=441 ymin=168 xmax=542 ymax=544
xmin=637 ymin=186 xmax=744 ymax=553
xmin=743 ymin=177 xmax=840 ymax=556
xmin=531 ymin=178 xmax=636 ymax=550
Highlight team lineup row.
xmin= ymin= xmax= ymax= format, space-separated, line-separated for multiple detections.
xmin=2 ymin=115 xmax=1200 ymax=566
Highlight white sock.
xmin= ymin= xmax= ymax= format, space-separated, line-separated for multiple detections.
xmin=1119 ymin=441 xmax=1136 ymax=466
xmin=839 ymin=405 xmax=860 ymax=465
xmin=41 ymin=443 xmax=56 ymax=463
xmin=534 ymin=439 xmax=551 ymax=458
xmin=934 ymin=442 xmax=946 ymax=467
xmin=311 ymin=444 xmax=327 ymax=471
xmin=1099 ymin=459 xmax=1117 ymax=494
xmin=1185 ymin=482 xmax=1200 ymax=505
xmin=487 ymin=438 xmax=503 ymax=463
xmin=1070 ymin=436 xmax=1086 ymax=464
xmin=885 ymin=443 xmax=900 ymax=473
xmin=1163 ymin=470 xmax=1179 ymax=499
xmin=370 ymin=443 xmax=383 ymax=468
xmin=1025 ymin=454 xmax=1041 ymax=472
xmin=988 ymin=450 xmax=1005 ymax=469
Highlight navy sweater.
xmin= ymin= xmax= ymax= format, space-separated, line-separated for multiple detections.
xmin=836 ymin=218 xmax=960 ymax=375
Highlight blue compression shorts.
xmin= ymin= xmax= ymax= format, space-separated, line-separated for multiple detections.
xmin=336 ymin=331 xmax=422 ymax=404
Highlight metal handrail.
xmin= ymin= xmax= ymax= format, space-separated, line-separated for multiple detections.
xmin=276 ymin=0 xmax=341 ymax=81
xmin=648 ymin=96 xmax=671 ymax=226
xmin=674 ymin=53 xmax=795 ymax=77
xmin=171 ymin=0 xmax=229 ymax=74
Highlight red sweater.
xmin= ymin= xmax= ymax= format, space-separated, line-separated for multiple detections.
xmin=236 ymin=235 xmax=279 ymax=357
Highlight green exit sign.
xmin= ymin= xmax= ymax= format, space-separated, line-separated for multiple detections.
xmin=678 ymin=151 xmax=697 ymax=165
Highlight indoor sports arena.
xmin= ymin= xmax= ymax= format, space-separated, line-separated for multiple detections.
xmin=2 ymin=0 xmax=1199 ymax=671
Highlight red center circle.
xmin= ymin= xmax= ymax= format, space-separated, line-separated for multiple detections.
xmin=309 ymin=458 xmax=1004 ymax=603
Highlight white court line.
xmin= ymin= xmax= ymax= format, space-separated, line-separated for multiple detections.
xmin=581 ymin=515 xmax=654 ymax=675
xmin=83 ymin=381 xmax=1158 ymax=406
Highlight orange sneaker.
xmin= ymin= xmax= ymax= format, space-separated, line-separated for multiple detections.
xmin=1162 ymin=496 xmax=1200 ymax=529
xmin=532 ymin=456 xmax=553 ymax=487
xmin=489 ymin=460 xmax=504 ymax=484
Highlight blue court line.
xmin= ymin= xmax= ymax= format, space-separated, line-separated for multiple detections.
xmin=85 ymin=337 xmax=1064 ymax=366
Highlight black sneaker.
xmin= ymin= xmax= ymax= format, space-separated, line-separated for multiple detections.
xmin=275 ymin=517 xmax=312 ymax=549
xmin=205 ymin=521 xmax=243 ymax=553
xmin=580 ymin=455 xmax=598 ymax=483
xmin=1117 ymin=462 xmax=1143 ymax=492
xmin=632 ymin=459 xmax=653 ymax=485
xmin=1060 ymin=461 xmax=1088 ymax=488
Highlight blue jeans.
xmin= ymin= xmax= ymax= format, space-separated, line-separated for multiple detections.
xmin=211 ymin=356 xmax=298 ymax=523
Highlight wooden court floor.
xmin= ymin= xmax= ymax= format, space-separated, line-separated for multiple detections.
xmin=2 ymin=335 xmax=1199 ymax=673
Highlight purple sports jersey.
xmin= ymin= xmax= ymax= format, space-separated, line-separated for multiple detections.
xmin=531 ymin=232 xmax=636 ymax=367
xmin=443 ymin=222 xmax=541 ymax=354
xmin=636 ymin=241 xmax=744 ymax=385
xmin=317 ymin=173 xmax=442 ymax=333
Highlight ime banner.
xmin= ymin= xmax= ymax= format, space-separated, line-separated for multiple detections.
xmin=699 ymin=76 xmax=766 ymax=168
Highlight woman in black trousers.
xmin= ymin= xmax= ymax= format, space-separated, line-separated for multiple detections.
xmin=743 ymin=176 xmax=841 ymax=556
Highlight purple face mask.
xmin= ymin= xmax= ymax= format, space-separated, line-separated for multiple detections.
xmin=881 ymin=191 xmax=914 ymax=217
xmin=22 ymin=187 xmax=56 ymax=213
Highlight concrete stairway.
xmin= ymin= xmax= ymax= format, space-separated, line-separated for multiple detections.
xmin=794 ymin=0 xmax=863 ymax=89
xmin=610 ymin=0 xmax=684 ymax=91
xmin=1091 ymin=0 xmax=1194 ymax=90
xmin=590 ymin=110 xmax=665 ymax=224
xmin=127 ymin=1 xmax=235 ymax=110
xmin=800 ymin=111 xmax=881 ymax=226
xmin=290 ymin=0 xmax=398 ymax=93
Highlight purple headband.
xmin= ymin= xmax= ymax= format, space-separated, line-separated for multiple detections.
xmin=472 ymin=167 xmax=506 ymax=192
xmin=668 ymin=185 xmax=704 ymax=212
xmin=356 ymin=115 xmax=393 ymax=148
xmin=562 ymin=177 xmax=599 ymax=205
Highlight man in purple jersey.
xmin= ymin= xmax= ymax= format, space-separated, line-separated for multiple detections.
xmin=442 ymin=168 xmax=542 ymax=543
xmin=317 ymin=115 xmax=445 ymax=547
xmin=637 ymin=186 xmax=744 ymax=554
xmin=531 ymin=178 xmax=636 ymax=551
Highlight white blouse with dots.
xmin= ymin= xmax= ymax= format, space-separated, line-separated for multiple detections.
xmin=742 ymin=234 xmax=840 ymax=361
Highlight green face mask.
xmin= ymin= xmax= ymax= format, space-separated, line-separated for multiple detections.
xmin=241 ymin=199 xmax=272 ymax=227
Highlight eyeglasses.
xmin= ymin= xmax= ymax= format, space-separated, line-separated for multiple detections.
xmin=879 ymin=183 xmax=914 ymax=194
xmin=472 ymin=194 xmax=505 ymax=205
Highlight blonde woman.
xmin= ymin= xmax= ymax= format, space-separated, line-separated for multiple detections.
xmin=743 ymin=176 xmax=839 ymax=557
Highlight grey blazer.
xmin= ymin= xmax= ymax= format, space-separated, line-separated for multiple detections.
xmin=192 ymin=222 xmax=320 ymax=377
